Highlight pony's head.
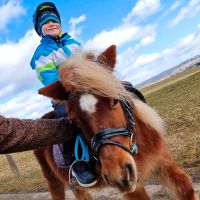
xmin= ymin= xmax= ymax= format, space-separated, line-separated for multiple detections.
xmin=39 ymin=45 xmax=138 ymax=192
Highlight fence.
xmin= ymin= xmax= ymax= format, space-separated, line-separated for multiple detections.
xmin=5 ymin=154 xmax=20 ymax=177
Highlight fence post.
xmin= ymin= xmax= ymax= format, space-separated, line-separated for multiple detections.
xmin=6 ymin=154 xmax=20 ymax=177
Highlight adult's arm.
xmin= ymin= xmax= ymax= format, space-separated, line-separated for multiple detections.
xmin=0 ymin=115 xmax=70 ymax=154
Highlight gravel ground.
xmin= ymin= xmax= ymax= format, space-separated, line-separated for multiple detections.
xmin=0 ymin=183 xmax=199 ymax=200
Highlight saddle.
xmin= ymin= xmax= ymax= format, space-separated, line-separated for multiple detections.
xmin=121 ymin=81 xmax=146 ymax=103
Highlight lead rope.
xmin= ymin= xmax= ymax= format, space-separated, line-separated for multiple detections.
xmin=74 ymin=134 xmax=90 ymax=161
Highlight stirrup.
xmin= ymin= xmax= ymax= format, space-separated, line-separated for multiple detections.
xmin=69 ymin=160 xmax=79 ymax=186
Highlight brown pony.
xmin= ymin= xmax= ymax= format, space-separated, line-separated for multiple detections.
xmin=35 ymin=45 xmax=199 ymax=200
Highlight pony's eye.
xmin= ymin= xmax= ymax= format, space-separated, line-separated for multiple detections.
xmin=111 ymin=99 xmax=119 ymax=108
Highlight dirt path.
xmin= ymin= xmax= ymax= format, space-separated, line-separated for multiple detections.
xmin=0 ymin=183 xmax=199 ymax=200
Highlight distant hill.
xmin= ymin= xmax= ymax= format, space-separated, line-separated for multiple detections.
xmin=135 ymin=55 xmax=200 ymax=88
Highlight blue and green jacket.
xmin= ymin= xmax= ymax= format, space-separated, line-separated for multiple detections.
xmin=30 ymin=33 xmax=81 ymax=86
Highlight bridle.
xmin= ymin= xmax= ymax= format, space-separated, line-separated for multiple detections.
xmin=91 ymin=99 xmax=138 ymax=160
xmin=68 ymin=93 xmax=138 ymax=160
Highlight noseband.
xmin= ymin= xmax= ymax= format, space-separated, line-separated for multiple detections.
xmin=91 ymin=99 xmax=138 ymax=159
xmin=68 ymin=93 xmax=138 ymax=160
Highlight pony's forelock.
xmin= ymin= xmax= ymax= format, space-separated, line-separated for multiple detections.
xmin=59 ymin=53 xmax=132 ymax=101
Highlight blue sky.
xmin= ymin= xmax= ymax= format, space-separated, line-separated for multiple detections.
xmin=1 ymin=0 xmax=200 ymax=119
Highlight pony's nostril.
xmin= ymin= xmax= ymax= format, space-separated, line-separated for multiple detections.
xmin=125 ymin=162 xmax=134 ymax=181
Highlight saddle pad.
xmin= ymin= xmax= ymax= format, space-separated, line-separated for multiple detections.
xmin=53 ymin=144 xmax=71 ymax=168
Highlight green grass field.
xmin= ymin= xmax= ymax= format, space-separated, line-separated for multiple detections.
xmin=144 ymin=69 xmax=200 ymax=173
xmin=0 ymin=69 xmax=199 ymax=193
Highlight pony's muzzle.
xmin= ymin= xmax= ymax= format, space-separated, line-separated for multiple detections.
xmin=117 ymin=161 xmax=138 ymax=192
xmin=102 ymin=159 xmax=138 ymax=193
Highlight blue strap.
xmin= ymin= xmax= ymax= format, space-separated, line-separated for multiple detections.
xmin=74 ymin=134 xmax=90 ymax=161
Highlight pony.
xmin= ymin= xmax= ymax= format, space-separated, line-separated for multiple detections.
xmin=34 ymin=45 xmax=199 ymax=200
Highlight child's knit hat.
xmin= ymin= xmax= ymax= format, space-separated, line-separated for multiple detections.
xmin=33 ymin=2 xmax=61 ymax=36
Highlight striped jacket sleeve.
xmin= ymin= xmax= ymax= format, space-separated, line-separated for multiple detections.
xmin=30 ymin=47 xmax=59 ymax=86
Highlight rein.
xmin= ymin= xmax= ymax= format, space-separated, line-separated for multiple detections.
xmin=68 ymin=93 xmax=138 ymax=160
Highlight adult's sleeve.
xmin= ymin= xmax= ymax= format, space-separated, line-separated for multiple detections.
xmin=0 ymin=115 xmax=70 ymax=154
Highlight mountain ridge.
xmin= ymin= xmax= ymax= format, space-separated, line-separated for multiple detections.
xmin=135 ymin=55 xmax=200 ymax=88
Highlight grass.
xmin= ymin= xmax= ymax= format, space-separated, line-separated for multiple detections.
xmin=141 ymin=67 xmax=200 ymax=95
xmin=144 ymin=69 xmax=200 ymax=176
xmin=0 ymin=151 xmax=47 ymax=193
xmin=0 ymin=69 xmax=199 ymax=193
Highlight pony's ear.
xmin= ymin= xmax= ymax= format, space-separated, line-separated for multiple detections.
xmin=97 ymin=45 xmax=116 ymax=70
xmin=38 ymin=81 xmax=69 ymax=100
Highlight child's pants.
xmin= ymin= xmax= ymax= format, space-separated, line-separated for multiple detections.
xmin=53 ymin=103 xmax=74 ymax=168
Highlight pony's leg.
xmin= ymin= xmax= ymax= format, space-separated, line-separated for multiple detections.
xmin=123 ymin=185 xmax=150 ymax=200
xmin=161 ymin=161 xmax=199 ymax=200
xmin=34 ymin=149 xmax=65 ymax=200
xmin=72 ymin=185 xmax=92 ymax=200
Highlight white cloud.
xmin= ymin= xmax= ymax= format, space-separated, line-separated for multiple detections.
xmin=158 ymin=0 xmax=183 ymax=22
xmin=135 ymin=53 xmax=160 ymax=66
xmin=88 ymin=24 xmax=140 ymax=48
xmin=140 ymin=35 xmax=155 ymax=46
xmin=86 ymin=23 xmax=157 ymax=52
xmin=177 ymin=34 xmax=194 ymax=47
xmin=0 ymin=90 xmax=52 ymax=118
xmin=69 ymin=15 xmax=86 ymax=27
xmin=84 ymin=0 xmax=159 ymax=51
xmin=170 ymin=0 xmax=182 ymax=11
xmin=123 ymin=0 xmax=160 ymax=23
xmin=0 ymin=30 xmax=40 ymax=100
xmin=0 ymin=0 xmax=26 ymax=30
xmin=68 ymin=15 xmax=86 ymax=38
xmin=117 ymin=29 xmax=200 ymax=85
xmin=170 ymin=0 xmax=200 ymax=27
xmin=133 ymin=31 xmax=156 ymax=52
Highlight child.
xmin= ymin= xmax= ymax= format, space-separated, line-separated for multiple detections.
xmin=30 ymin=2 xmax=97 ymax=187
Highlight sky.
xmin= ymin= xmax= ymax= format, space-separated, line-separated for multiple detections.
xmin=1 ymin=0 xmax=200 ymax=119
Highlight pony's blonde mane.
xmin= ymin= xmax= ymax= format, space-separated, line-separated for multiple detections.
xmin=59 ymin=53 xmax=132 ymax=101
xmin=133 ymin=99 xmax=165 ymax=134
xmin=59 ymin=53 xmax=165 ymax=134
